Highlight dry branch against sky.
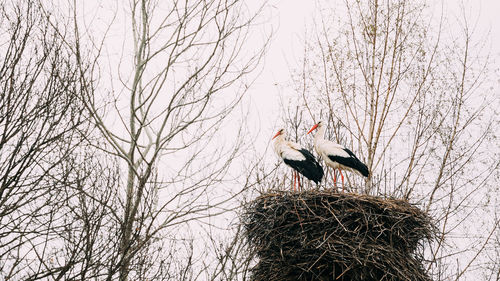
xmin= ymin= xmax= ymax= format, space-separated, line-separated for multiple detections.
xmin=1 ymin=0 xmax=499 ymax=280
xmin=249 ymin=0 xmax=500 ymax=138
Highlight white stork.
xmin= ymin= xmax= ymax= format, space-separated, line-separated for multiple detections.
xmin=272 ymin=129 xmax=324 ymax=191
xmin=307 ymin=121 xmax=369 ymax=191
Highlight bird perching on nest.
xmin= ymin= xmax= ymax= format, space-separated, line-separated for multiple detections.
xmin=307 ymin=121 xmax=369 ymax=192
xmin=272 ymin=129 xmax=324 ymax=191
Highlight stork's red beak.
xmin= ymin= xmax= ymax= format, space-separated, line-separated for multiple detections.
xmin=307 ymin=124 xmax=318 ymax=134
xmin=272 ymin=130 xmax=281 ymax=140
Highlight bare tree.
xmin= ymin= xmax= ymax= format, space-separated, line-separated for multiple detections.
xmin=0 ymin=1 xmax=119 ymax=280
xmin=39 ymin=0 xmax=271 ymax=280
xmin=0 ymin=0 xmax=270 ymax=279
xmin=280 ymin=0 xmax=499 ymax=279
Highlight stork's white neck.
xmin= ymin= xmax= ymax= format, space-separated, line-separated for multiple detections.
xmin=314 ymin=124 xmax=326 ymax=141
xmin=273 ymin=133 xmax=285 ymax=152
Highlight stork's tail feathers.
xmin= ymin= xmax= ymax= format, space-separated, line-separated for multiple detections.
xmin=357 ymin=162 xmax=369 ymax=177
xmin=298 ymin=149 xmax=324 ymax=184
xmin=308 ymin=164 xmax=324 ymax=184
xmin=283 ymin=159 xmax=324 ymax=184
xmin=348 ymin=157 xmax=369 ymax=177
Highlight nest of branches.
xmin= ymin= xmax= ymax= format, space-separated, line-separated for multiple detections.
xmin=243 ymin=190 xmax=436 ymax=281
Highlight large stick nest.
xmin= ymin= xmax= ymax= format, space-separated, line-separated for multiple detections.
xmin=243 ymin=190 xmax=436 ymax=281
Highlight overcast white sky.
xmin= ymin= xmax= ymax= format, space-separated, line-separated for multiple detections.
xmin=249 ymin=0 xmax=500 ymax=141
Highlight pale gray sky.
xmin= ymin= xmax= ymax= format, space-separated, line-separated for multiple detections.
xmin=249 ymin=0 xmax=500 ymax=143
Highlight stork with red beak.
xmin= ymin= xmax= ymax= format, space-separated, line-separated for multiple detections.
xmin=272 ymin=129 xmax=324 ymax=191
xmin=307 ymin=121 xmax=369 ymax=191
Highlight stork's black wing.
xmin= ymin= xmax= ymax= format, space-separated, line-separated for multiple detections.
xmin=328 ymin=148 xmax=369 ymax=177
xmin=283 ymin=149 xmax=324 ymax=184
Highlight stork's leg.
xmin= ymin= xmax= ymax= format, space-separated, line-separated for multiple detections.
xmin=339 ymin=169 xmax=345 ymax=192
xmin=294 ymin=171 xmax=298 ymax=192
xmin=333 ymin=168 xmax=337 ymax=187
xmin=297 ymin=173 xmax=301 ymax=191
xmin=292 ymin=171 xmax=296 ymax=192
xmin=295 ymin=171 xmax=298 ymax=192
xmin=295 ymin=171 xmax=299 ymax=192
